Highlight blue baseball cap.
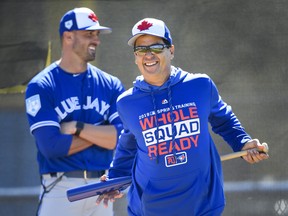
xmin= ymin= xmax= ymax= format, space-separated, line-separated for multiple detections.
xmin=59 ymin=7 xmax=112 ymax=36
xmin=128 ymin=18 xmax=172 ymax=46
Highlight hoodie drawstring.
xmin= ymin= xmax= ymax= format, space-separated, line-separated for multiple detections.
xmin=150 ymin=89 xmax=160 ymax=164
xmin=168 ymin=83 xmax=177 ymax=160
xmin=150 ymin=81 xmax=177 ymax=164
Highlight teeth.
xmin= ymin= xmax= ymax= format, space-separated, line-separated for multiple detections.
xmin=89 ymin=46 xmax=96 ymax=51
xmin=145 ymin=62 xmax=157 ymax=66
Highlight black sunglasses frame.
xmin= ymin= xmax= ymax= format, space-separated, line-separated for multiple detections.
xmin=134 ymin=44 xmax=171 ymax=55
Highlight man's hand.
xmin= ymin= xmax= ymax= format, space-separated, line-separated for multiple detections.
xmin=96 ymin=175 xmax=124 ymax=208
xmin=241 ymin=139 xmax=269 ymax=164
xmin=60 ymin=121 xmax=77 ymax=135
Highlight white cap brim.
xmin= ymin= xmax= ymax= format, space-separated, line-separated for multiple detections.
xmin=128 ymin=32 xmax=170 ymax=46
xmin=127 ymin=33 xmax=145 ymax=46
xmin=85 ymin=25 xmax=112 ymax=34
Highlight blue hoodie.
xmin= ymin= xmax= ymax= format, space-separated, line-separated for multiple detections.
xmin=109 ymin=66 xmax=251 ymax=216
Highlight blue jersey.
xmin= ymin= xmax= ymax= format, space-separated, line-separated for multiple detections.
xmin=109 ymin=66 xmax=251 ymax=216
xmin=25 ymin=62 xmax=125 ymax=174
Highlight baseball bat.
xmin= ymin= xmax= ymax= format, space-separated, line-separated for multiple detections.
xmin=67 ymin=176 xmax=132 ymax=202
xmin=220 ymin=143 xmax=269 ymax=161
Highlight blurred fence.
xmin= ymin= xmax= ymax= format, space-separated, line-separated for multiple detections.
xmin=0 ymin=0 xmax=287 ymax=215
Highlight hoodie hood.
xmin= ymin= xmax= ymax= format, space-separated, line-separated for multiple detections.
xmin=133 ymin=66 xmax=188 ymax=92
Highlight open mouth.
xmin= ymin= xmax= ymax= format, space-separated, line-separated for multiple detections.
xmin=88 ymin=46 xmax=96 ymax=55
xmin=144 ymin=61 xmax=158 ymax=67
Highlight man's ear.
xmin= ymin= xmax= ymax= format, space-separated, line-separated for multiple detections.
xmin=134 ymin=54 xmax=138 ymax=64
xmin=170 ymin=45 xmax=175 ymax=59
xmin=63 ymin=31 xmax=73 ymax=41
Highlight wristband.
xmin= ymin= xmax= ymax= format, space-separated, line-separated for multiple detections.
xmin=75 ymin=121 xmax=84 ymax=136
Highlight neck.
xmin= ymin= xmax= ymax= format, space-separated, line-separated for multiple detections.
xmin=144 ymin=67 xmax=172 ymax=86
xmin=145 ymin=73 xmax=170 ymax=86
xmin=58 ymin=58 xmax=87 ymax=74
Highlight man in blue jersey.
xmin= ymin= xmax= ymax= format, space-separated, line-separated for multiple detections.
xmin=96 ymin=18 xmax=269 ymax=215
xmin=25 ymin=7 xmax=125 ymax=216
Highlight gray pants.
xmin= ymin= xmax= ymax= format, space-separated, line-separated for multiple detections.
xmin=39 ymin=174 xmax=113 ymax=216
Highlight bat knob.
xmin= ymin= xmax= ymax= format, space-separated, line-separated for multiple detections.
xmin=260 ymin=142 xmax=269 ymax=153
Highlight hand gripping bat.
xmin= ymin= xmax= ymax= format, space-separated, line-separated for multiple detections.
xmin=220 ymin=143 xmax=269 ymax=161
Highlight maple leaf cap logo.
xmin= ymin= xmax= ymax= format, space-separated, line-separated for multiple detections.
xmin=128 ymin=18 xmax=172 ymax=46
xmin=137 ymin=20 xmax=153 ymax=31
xmin=88 ymin=13 xmax=98 ymax=22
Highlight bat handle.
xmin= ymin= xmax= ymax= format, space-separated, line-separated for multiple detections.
xmin=220 ymin=150 xmax=248 ymax=161
xmin=220 ymin=143 xmax=269 ymax=161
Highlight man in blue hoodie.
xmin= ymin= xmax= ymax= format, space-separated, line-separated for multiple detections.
xmin=97 ymin=18 xmax=269 ymax=216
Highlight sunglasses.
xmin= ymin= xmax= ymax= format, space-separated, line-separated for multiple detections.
xmin=134 ymin=44 xmax=171 ymax=56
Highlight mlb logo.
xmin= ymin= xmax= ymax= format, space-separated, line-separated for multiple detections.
xmin=165 ymin=151 xmax=187 ymax=167
xmin=65 ymin=20 xmax=73 ymax=30
xmin=26 ymin=94 xmax=41 ymax=117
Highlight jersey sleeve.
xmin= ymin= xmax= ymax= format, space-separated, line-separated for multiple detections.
xmin=33 ymin=126 xmax=72 ymax=158
xmin=107 ymin=76 xmax=125 ymax=125
xmin=208 ymin=78 xmax=251 ymax=152
xmin=105 ymin=76 xmax=125 ymax=139
xmin=25 ymin=81 xmax=60 ymax=132
xmin=25 ymin=80 xmax=73 ymax=158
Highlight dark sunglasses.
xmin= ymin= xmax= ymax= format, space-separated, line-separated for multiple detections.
xmin=134 ymin=44 xmax=171 ymax=56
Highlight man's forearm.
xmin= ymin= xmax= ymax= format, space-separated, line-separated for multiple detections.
xmin=78 ymin=124 xmax=117 ymax=150
xmin=62 ymin=121 xmax=118 ymax=154
xmin=68 ymin=136 xmax=93 ymax=155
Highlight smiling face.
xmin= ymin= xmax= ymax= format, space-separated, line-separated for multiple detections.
xmin=134 ymin=35 xmax=174 ymax=86
xmin=59 ymin=29 xmax=102 ymax=73
xmin=71 ymin=30 xmax=101 ymax=62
